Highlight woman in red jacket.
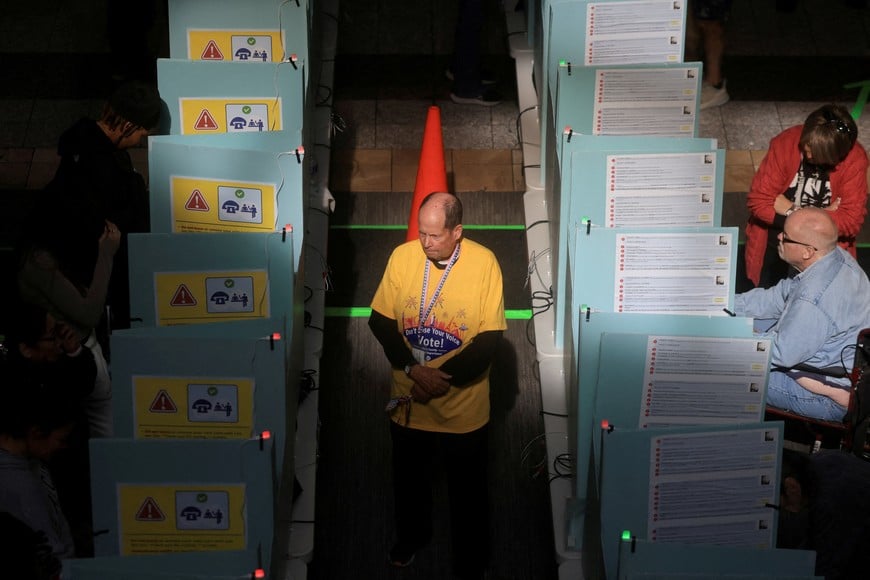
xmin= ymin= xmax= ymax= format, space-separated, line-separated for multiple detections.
xmin=745 ymin=104 xmax=868 ymax=288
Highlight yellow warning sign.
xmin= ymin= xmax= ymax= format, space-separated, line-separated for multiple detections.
xmin=187 ymin=30 xmax=284 ymax=63
xmin=154 ymin=271 xmax=269 ymax=326
xmin=119 ymin=484 xmax=246 ymax=555
xmin=171 ymin=177 xmax=277 ymax=233
xmin=179 ymin=98 xmax=283 ymax=135
xmin=133 ymin=376 xmax=255 ymax=439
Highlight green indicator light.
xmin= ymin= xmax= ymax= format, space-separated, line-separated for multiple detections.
xmin=505 ymin=309 xmax=532 ymax=320
xmin=559 ymin=59 xmax=566 ymax=66
xmin=581 ymin=216 xmax=590 ymax=224
xmin=621 ymin=530 xmax=631 ymax=541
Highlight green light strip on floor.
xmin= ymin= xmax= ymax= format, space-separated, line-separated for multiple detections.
xmin=325 ymin=307 xmax=532 ymax=320
xmin=330 ymin=224 xmax=526 ymax=231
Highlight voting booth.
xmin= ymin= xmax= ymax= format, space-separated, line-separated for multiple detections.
xmin=538 ymin=0 xmax=692 ymax=191
xmin=89 ymin=438 xmax=275 ymax=563
xmin=148 ymin=131 xmax=306 ymax=269
xmin=110 ymin=319 xmax=296 ymax=479
xmin=72 ymin=0 xmax=335 ymax=576
xmin=505 ymin=1 xmax=819 ymax=577
xmin=550 ymin=134 xmax=724 ymax=348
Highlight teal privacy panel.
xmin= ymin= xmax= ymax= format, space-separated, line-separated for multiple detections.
xmin=65 ymin=549 xmax=261 ymax=580
xmin=553 ymin=62 xmax=702 ymax=157
xmin=547 ymin=0 xmax=687 ymax=105
xmin=597 ymin=422 xmax=784 ymax=580
xmin=168 ymin=0 xmax=309 ymax=67
xmin=569 ymin=225 xmax=738 ymax=313
xmin=615 ymin=537 xmax=818 ymax=580
xmin=127 ymin=231 xmax=294 ymax=327
xmin=595 ymin=333 xmax=770 ymax=429
xmin=109 ymin=318 xmax=294 ymax=480
xmin=540 ymin=0 xmax=690 ymax=188
xmin=551 ymin=134 xmax=723 ymax=347
xmin=563 ymin=225 xmax=739 ymax=364
xmin=591 ymin=332 xmax=772 ymax=490
xmin=566 ymin=312 xmax=754 ymax=549
xmin=89 ymin=438 xmax=275 ymax=571
xmin=147 ymin=130 xmax=305 ymax=268
xmin=156 ymin=58 xmax=304 ymax=136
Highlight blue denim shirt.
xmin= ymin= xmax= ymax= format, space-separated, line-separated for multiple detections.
xmin=735 ymin=247 xmax=870 ymax=386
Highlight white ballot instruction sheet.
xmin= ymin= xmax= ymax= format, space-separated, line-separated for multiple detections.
xmin=606 ymin=153 xmax=716 ymax=227
xmin=640 ymin=335 xmax=771 ymax=426
xmin=592 ymin=68 xmax=697 ymax=137
xmin=648 ymin=428 xmax=779 ymax=548
xmin=584 ymin=1 xmax=684 ymax=65
xmin=614 ymin=232 xmax=732 ymax=313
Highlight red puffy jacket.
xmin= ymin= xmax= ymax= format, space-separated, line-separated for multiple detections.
xmin=745 ymin=125 xmax=868 ymax=286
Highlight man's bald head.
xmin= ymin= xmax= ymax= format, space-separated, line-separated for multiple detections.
xmin=419 ymin=192 xmax=463 ymax=230
xmin=787 ymin=207 xmax=838 ymax=255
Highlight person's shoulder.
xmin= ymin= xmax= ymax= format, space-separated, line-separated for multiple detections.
xmin=775 ymin=125 xmax=803 ymax=143
xmin=462 ymin=238 xmax=499 ymax=260
xmin=844 ymin=138 xmax=868 ymax=166
xmin=388 ymin=240 xmax=423 ymax=262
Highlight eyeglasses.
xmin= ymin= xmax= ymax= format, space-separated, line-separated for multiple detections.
xmin=780 ymin=233 xmax=817 ymax=251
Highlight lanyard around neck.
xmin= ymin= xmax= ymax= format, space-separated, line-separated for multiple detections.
xmin=418 ymin=243 xmax=461 ymax=332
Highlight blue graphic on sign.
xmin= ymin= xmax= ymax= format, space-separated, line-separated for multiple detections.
xmin=175 ymin=491 xmax=230 ymax=530
xmin=187 ymin=384 xmax=241 ymax=423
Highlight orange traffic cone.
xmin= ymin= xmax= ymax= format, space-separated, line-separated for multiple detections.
xmin=406 ymin=105 xmax=449 ymax=241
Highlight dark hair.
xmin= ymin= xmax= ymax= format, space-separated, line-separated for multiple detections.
xmin=799 ymin=104 xmax=858 ymax=167
xmin=420 ymin=192 xmax=463 ymax=229
xmin=102 ymin=80 xmax=162 ymax=136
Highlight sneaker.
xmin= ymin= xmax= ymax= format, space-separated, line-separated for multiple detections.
xmin=450 ymin=88 xmax=502 ymax=107
xmin=388 ymin=545 xmax=416 ymax=568
xmin=445 ymin=68 xmax=497 ymax=85
xmin=700 ymin=80 xmax=729 ymax=110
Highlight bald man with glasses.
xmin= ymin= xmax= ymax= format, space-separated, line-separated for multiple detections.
xmin=735 ymin=207 xmax=870 ymax=421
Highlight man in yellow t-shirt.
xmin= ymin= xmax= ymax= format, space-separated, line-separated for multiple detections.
xmin=369 ymin=192 xmax=506 ymax=580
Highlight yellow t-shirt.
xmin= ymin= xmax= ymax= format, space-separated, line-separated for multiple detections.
xmin=370 ymin=238 xmax=506 ymax=433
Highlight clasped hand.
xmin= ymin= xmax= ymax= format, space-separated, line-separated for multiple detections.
xmin=408 ymin=365 xmax=452 ymax=404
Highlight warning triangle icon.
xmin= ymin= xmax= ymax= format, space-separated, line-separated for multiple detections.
xmin=194 ymin=109 xmax=219 ymax=131
xmin=201 ymin=40 xmax=224 ymax=60
xmin=170 ymin=284 xmax=197 ymax=307
xmin=185 ymin=189 xmax=210 ymax=212
xmin=149 ymin=389 xmax=177 ymax=413
xmin=135 ymin=497 xmax=166 ymax=521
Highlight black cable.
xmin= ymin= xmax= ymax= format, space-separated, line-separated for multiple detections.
xmin=316 ymin=84 xmax=333 ymax=107
xmin=515 ymin=105 xmax=538 ymax=147
xmin=525 ymin=316 xmax=537 ymax=347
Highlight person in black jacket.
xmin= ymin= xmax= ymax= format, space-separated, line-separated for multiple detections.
xmin=45 ymin=80 xmax=162 ymax=336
